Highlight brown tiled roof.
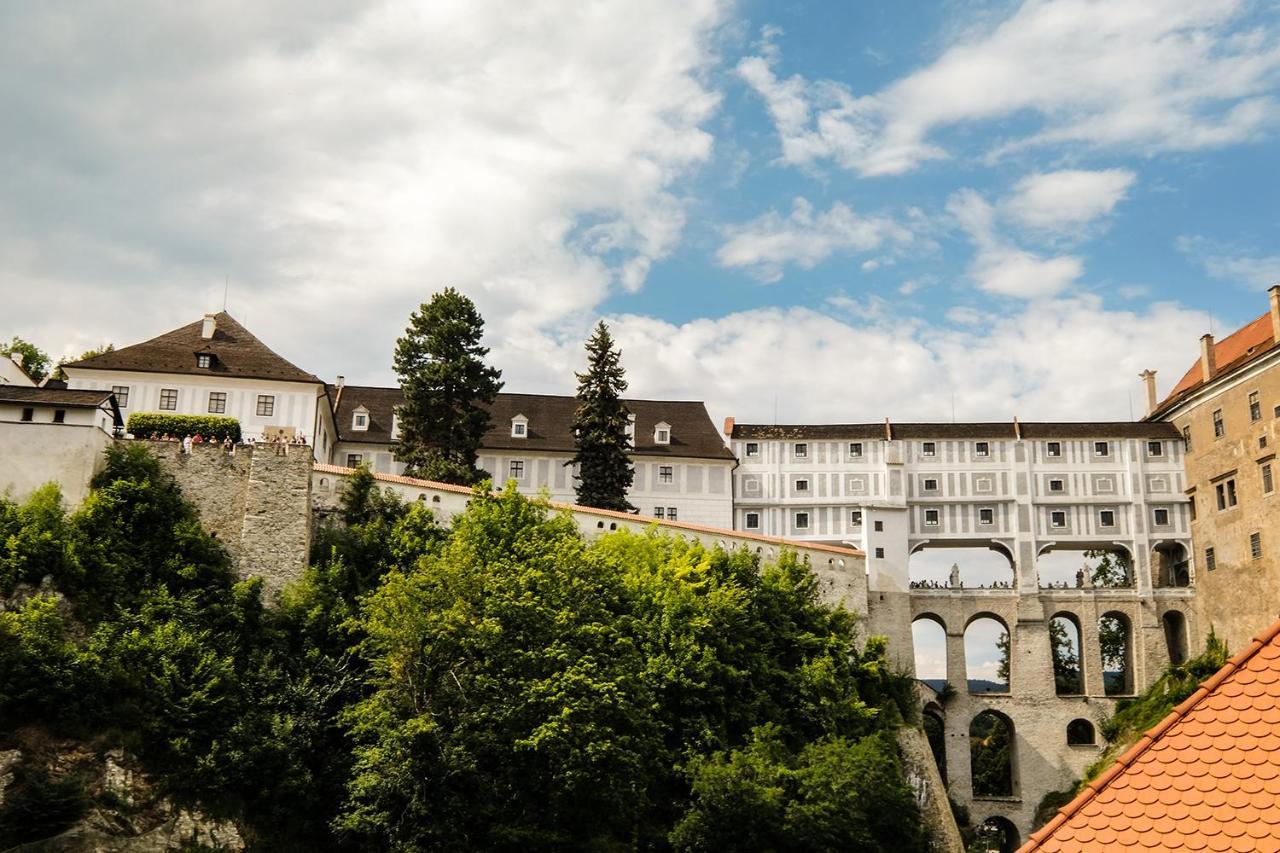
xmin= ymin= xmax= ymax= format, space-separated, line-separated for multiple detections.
xmin=1022 ymin=617 xmax=1280 ymax=852
xmin=1152 ymin=312 xmax=1279 ymax=418
xmin=0 ymin=386 xmax=117 ymax=407
xmin=329 ymin=387 xmax=735 ymax=461
xmin=732 ymin=421 xmax=1179 ymax=440
xmin=64 ymin=312 xmax=321 ymax=385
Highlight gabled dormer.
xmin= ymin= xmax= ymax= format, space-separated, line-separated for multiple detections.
xmin=352 ymin=405 xmax=370 ymax=432
xmin=194 ymin=348 xmax=217 ymax=370
xmin=511 ymin=414 xmax=529 ymax=438
xmin=654 ymin=421 xmax=671 ymax=445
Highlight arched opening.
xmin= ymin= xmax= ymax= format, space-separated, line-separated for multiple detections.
xmin=1067 ymin=719 xmax=1095 ymax=745
xmin=1037 ymin=546 xmax=1132 ymax=589
xmin=971 ymin=816 xmax=1020 ymax=853
xmin=909 ymin=544 xmax=1015 ymax=589
xmin=912 ymin=616 xmax=948 ymax=689
xmin=1163 ymin=611 xmax=1189 ymax=666
xmin=923 ymin=704 xmax=947 ymax=781
xmin=1050 ymin=614 xmax=1083 ymax=695
xmin=1099 ymin=611 xmax=1134 ymax=695
xmin=964 ymin=616 xmax=1010 ymax=694
xmin=969 ymin=711 xmax=1015 ymax=798
xmin=1153 ymin=542 xmax=1191 ymax=587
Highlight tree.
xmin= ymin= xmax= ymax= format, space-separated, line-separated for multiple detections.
xmin=569 ymin=321 xmax=635 ymax=511
xmin=0 ymin=336 xmax=51 ymax=383
xmin=1050 ymin=619 xmax=1082 ymax=695
xmin=392 ymin=289 xmax=503 ymax=485
xmin=53 ymin=343 xmax=114 ymax=380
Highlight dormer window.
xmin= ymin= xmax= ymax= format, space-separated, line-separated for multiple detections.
xmin=654 ymin=421 xmax=671 ymax=445
xmin=196 ymin=353 xmax=213 ymax=369
xmin=352 ymin=406 xmax=369 ymax=431
xmin=511 ymin=414 xmax=528 ymax=439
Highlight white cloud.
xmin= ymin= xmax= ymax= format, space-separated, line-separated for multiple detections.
xmin=948 ymin=189 xmax=1084 ymax=299
xmin=1003 ymin=169 xmax=1136 ymax=232
xmin=1178 ymin=236 xmax=1280 ymax=289
xmin=0 ymin=0 xmax=726 ymax=380
xmin=740 ymin=2 xmax=1280 ymax=175
xmin=715 ymin=197 xmax=912 ymax=282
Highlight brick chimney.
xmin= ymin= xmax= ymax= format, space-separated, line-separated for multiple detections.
xmin=200 ymin=313 xmax=218 ymax=339
xmin=1200 ymin=334 xmax=1217 ymax=383
xmin=722 ymin=416 xmax=735 ymax=437
xmin=1270 ymin=284 xmax=1280 ymax=343
xmin=1140 ymin=369 xmax=1158 ymax=416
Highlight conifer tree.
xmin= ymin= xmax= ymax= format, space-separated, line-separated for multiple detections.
xmin=392 ymin=289 xmax=503 ymax=485
xmin=569 ymin=321 xmax=635 ymax=511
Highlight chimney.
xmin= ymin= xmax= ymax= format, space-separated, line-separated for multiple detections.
xmin=722 ymin=416 xmax=734 ymax=437
xmin=200 ymin=313 xmax=217 ymax=339
xmin=336 ymin=375 xmax=345 ymax=390
xmin=1200 ymin=334 xmax=1216 ymax=383
xmin=1139 ymin=370 xmax=1158 ymax=416
xmin=1270 ymin=285 xmax=1280 ymax=343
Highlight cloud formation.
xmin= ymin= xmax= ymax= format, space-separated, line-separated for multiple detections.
xmin=949 ymin=188 xmax=1084 ymax=299
xmin=1003 ymin=169 xmax=1136 ymax=233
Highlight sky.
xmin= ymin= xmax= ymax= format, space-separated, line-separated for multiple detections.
xmin=4 ymin=0 xmax=1280 ymax=427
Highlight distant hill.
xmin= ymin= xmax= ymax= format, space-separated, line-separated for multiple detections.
xmin=919 ymin=678 xmax=1009 ymax=695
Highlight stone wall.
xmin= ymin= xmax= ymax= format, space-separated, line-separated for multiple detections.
xmin=146 ymin=440 xmax=312 ymax=593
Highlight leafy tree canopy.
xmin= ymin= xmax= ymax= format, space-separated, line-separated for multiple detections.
xmin=1 ymin=336 xmax=52 ymax=382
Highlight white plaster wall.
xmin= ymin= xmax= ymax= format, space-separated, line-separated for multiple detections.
xmin=0 ymin=421 xmax=111 ymax=505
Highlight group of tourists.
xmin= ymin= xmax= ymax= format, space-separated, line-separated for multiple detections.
xmin=143 ymin=431 xmax=308 ymax=455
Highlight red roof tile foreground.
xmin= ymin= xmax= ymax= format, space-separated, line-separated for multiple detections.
xmin=1022 ymin=617 xmax=1280 ymax=852
xmin=1153 ymin=312 xmax=1279 ymax=417
xmin=313 ymin=463 xmax=863 ymax=558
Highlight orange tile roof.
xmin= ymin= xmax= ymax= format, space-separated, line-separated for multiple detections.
xmin=1154 ymin=312 xmax=1278 ymax=416
xmin=1022 ymin=617 xmax=1280 ymax=852
xmin=312 ymin=463 xmax=864 ymax=558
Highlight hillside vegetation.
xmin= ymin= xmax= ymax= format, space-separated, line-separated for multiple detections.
xmin=0 ymin=445 xmax=924 ymax=851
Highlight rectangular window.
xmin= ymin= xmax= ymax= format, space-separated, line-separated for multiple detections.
xmin=794 ymin=443 xmax=808 ymax=458
xmin=20 ymin=407 xmax=34 ymax=422
xmin=512 ymin=422 xmax=527 ymax=437
xmin=975 ymin=441 xmax=990 ymax=457
xmin=874 ymin=520 xmax=884 ymax=532
xmin=196 ymin=353 xmax=212 ymax=369
xmin=159 ymin=388 xmax=178 ymax=411
xmin=207 ymin=391 xmax=227 ymax=414
xmin=921 ymin=441 xmax=936 ymax=457
xmin=924 ymin=509 xmax=940 ymax=526
xmin=1261 ymin=436 xmax=1269 ymax=449
xmin=1206 ymin=547 xmax=1216 ymax=571
xmin=256 ymin=395 xmax=275 ymax=417
xmin=850 ymin=510 xmax=863 ymax=526
xmin=745 ymin=442 xmax=759 ymax=457
xmin=1049 ymin=478 xmax=1065 ymax=493
xmin=923 ymin=478 xmax=938 ymax=491
xmin=509 ymin=460 xmax=525 ymax=478
xmin=1099 ymin=510 xmax=1116 ymax=527
xmin=794 ymin=512 xmax=809 ymax=530
xmin=795 ymin=479 xmax=809 ymax=492
xmin=345 ymin=453 xmax=362 ymax=467
xmin=656 ymin=428 xmax=670 ymax=444
xmin=849 ymin=442 xmax=863 ymax=457
xmin=1094 ymin=441 xmax=1109 ymax=457
xmin=1154 ymin=508 xmax=1170 ymax=526
xmin=1182 ymin=426 xmax=1192 ymax=451
xmin=1216 ymin=479 xmax=1239 ymax=511
xmin=659 ymin=465 xmax=673 ymax=483
xmin=1251 ymin=532 xmax=1263 ymax=560
xmin=111 ymin=385 xmax=130 ymax=408
xmin=353 ymin=413 xmax=368 ymax=430
xmin=1189 ymin=495 xmax=1197 ymax=521
xmin=667 ymin=507 xmax=677 ymax=521
xmin=1051 ymin=510 xmax=1067 ymax=528
xmin=1147 ymin=441 xmax=1163 ymax=457
xmin=979 ymin=507 xmax=994 ymax=525
xmin=874 ymin=547 xmax=885 ymax=559
xmin=654 ymin=507 xmax=665 ymax=519
xmin=1046 ymin=441 xmax=1062 ymax=457
xmin=1213 ymin=409 xmax=1224 ymax=438
xmin=1250 ymin=391 xmax=1262 ymax=422
xmin=745 ymin=511 xmax=759 ymax=529
xmin=1263 ymin=463 xmax=1275 ymax=495
xmin=52 ymin=409 xmax=65 ymax=424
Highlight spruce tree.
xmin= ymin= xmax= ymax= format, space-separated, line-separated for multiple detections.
xmin=569 ymin=321 xmax=635 ymax=511
xmin=392 ymin=289 xmax=503 ymax=485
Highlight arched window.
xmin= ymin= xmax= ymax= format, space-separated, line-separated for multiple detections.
xmin=909 ymin=545 xmax=1015 ymax=589
xmin=964 ymin=616 xmax=1010 ymax=694
xmin=1099 ymin=611 xmax=1134 ymax=695
xmin=923 ymin=705 xmax=946 ymax=781
xmin=1067 ymin=719 xmax=1095 ymax=745
xmin=972 ymin=816 xmax=1020 ymax=853
xmin=912 ymin=616 xmax=947 ymax=686
xmin=1050 ymin=614 xmax=1083 ymax=695
xmin=969 ymin=711 xmax=1015 ymax=798
xmin=1163 ymin=611 xmax=1189 ymax=665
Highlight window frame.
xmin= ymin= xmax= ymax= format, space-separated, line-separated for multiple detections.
xmin=1213 ymin=409 xmax=1224 ymax=438
xmin=1099 ymin=509 xmax=1116 ymax=528
xmin=256 ymin=394 xmax=275 ymax=418
xmin=1249 ymin=391 xmax=1262 ymax=422
xmin=1205 ymin=546 xmax=1216 ymax=571
xmin=923 ymin=508 xmax=940 ymax=527
xmin=979 ymin=507 xmax=995 ymax=526
xmin=52 ymin=409 xmax=66 ymax=424
xmin=1251 ymin=531 xmax=1263 ymax=560
xmin=745 ymin=442 xmax=760 ymax=457
xmin=509 ymin=459 xmax=525 ymax=479
xmin=352 ymin=411 xmax=369 ymax=431
xmin=1154 ymin=508 xmax=1170 ymax=526
xmin=975 ymin=441 xmax=990 ymax=457
xmin=794 ymin=511 xmax=810 ymax=530
xmin=1147 ymin=440 xmax=1163 ymax=457
xmin=159 ymin=388 xmax=178 ymax=411
xmin=1046 ymin=441 xmax=1062 ymax=458
xmin=850 ymin=510 xmax=863 ymax=526
xmin=1093 ymin=441 xmax=1110 ymax=457
xmin=654 ymin=507 xmax=665 ymax=520
xmin=849 ymin=442 xmax=863 ymax=458
xmin=345 ymin=453 xmax=363 ymax=467
xmin=20 ymin=407 xmax=34 ymax=422
xmin=667 ymin=507 xmax=677 ymax=521
xmin=794 ymin=478 xmax=809 ymax=492
xmin=196 ymin=353 xmax=213 ymax=369
xmin=111 ymin=385 xmax=130 ymax=408
xmin=793 ymin=442 xmax=808 ymax=459
xmin=658 ymin=465 xmax=674 ymax=484
xmin=207 ymin=391 xmax=227 ymax=414
xmin=1263 ymin=463 xmax=1275 ymax=495
xmin=744 ymin=511 xmax=760 ymax=529
xmin=921 ymin=441 xmax=936 ymax=457
xmin=1049 ymin=478 xmax=1065 ymax=493
xmin=923 ymin=477 xmax=939 ymax=492
xmin=1050 ymin=510 xmax=1067 ymax=528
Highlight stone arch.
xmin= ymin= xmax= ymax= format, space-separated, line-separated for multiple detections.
xmin=1163 ymin=610 xmax=1189 ymax=666
xmin=1037 ymin=544 xmax=1133 ymax=589
xmin=319 ymin=477 xmax=328 ymax=487
xmin=609 ymin=522 xmax=617 ymax=531
xmin=1099 ymin=610 xmax=1134 ymax=695
xmin=969 ymin=710 xmax=1016 ymax=798
xmin=596 ymin=521 xmax=604 ymax=529
xmin=912 ymin=614 xmax=948 ymax=684
xmin=973 ymin=816 xmax=1020 ymax=853
xmin=1153 ymin=541 xmax=1191 ymax=588
xmin=922 ymin=702 xmax=947 ymax=781
xmin=908 ymin=542 xmax=1015 ymax=589
xmin=432 ymin=495 xmax=441 ymax=504
xmin=1049 ymin=612 xmax=1084 ymax=695
xmin=964 ymin=614 xmax=1010 ymax=694
xmin=1067 ymin=718 xmax=1095 ymax=745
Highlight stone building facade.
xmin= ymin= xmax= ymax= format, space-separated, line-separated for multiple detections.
xmin=1146 ymin=285 xmax=1280 ymax=654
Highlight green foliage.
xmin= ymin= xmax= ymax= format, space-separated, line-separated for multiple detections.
xmin=570 ymin=321 xmax=635 ymax=512
xmin=1033 ymin=785 xmax=1077 ymax=831
xmin=0 ymin=483 xmax=73 ymax=593
xmin=969 ymin=713 xmax=1013 ymax=797
xmin=0 ymin=335 xmax=52 ymax=382
xmin=126 ymin=412 xmax=241 ymax=441
xmin=0 ymin=762 xmax=89 ymax=848
xmin=1050 ymin=617 xmax=1082 ymax=695
xmin=1086 ymin=548 xmax=1131 ymax=588
xmin=392 ymin=288 xmax=503 ymax=484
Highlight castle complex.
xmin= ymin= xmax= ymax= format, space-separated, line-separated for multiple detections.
xmin=3 ymin=287 xmax=1279 ymax=848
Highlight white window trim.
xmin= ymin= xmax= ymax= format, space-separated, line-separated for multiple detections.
xmin=924 ymin=509 xmax=940 ymax=526
xmin=745 ymin=512 xmax=760 ymax=530
xmin=1051 ymin=511 xmax=1067 ymax=528
xmin=654 ymin=421 xmax=671 ymax=445
xmin=352 ymin=408 xmax=369 ymax=431
xmin=511 ymin=415 xmax=528 ymax=439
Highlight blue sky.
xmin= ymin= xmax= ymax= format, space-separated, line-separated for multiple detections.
xmin=3 ymin=0 xmax=1279 ymax=425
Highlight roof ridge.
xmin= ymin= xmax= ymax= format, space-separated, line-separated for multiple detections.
xmin=1021 ymin=614 xmax=1280 ymax=851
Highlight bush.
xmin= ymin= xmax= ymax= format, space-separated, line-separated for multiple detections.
xmin=126 ymin=413 xmax=241 ymax=442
